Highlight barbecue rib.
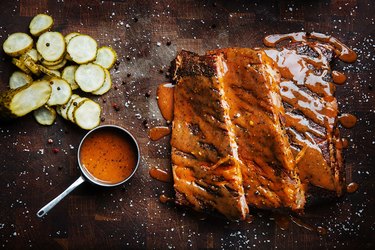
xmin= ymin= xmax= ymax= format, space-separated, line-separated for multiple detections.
xmin=208 ymin=48 xmax=305 ymax=210
xmin=171 ymin=51 xmax=249 ymax=220
xmin=264 ymin=41 xmax=345 ymax=196
xmin=171 ymin=49 xmax=305 ymax=219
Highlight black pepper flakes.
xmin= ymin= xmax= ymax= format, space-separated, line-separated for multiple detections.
xmin=112 ymin=103 xmax=120 ymax=111
xmin=102 ymin=98 xmax=107 ymax=103
xmin=114 ymin=60 xmax=120 ymax=70
xmin=159 ymin=68 xmax=164 ymax=74
xmin=145 ymin=91 xmax=151 ymax=98
xmin=211 ymin=24 xmax=217 ymax=29
xmin=165 ymin=71 xmax=171 ymax=78
xmin=114 ymin=85 xmax=118 ymax=90
xmin=166 ymin=40 xmax=171 ymax=46
xmin=369 ymin=84 xmax=373 ymax=90
xmin=142 ymin=119 xmax=149 ymax=128
xmin=133 ymin=17 xmax=138 ymax=22
xmin=100 ymin=117 xmax=106 ymax=122
xmin=126 ymin=55 xmax=131 ymax=61
xmin=127 ymin=73 xmax=131 ymax=77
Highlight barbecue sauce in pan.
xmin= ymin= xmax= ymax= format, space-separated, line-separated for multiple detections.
xmin=80 ymin=129 xmax=137 ymax=184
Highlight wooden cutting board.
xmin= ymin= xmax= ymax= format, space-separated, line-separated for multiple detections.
xmin=0 ymin=0 xmax=373 ymax=249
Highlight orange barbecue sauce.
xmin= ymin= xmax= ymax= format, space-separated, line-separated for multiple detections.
xmin=149 ymin=126 xmax=171 ymax=141
xmin=157 ymin=83 xmax=174 ymax=122
xmin=80 ymin=129 xmax=137 ymax=184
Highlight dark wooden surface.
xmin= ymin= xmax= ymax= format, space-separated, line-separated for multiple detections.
xmin=0 ymin=0 xmax=374 ymax=249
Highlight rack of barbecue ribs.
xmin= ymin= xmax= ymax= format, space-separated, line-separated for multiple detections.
xmin=170 ymin=32 xmax=356 ymax=220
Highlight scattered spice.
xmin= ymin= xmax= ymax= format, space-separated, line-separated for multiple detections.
xmin=126 ymin=55 xmax=131 ymax=61
xmin=317 ymin=226 xmax=327 ymax=236
xmin=102 ymin=98 xmax=107 ymax=103
xmin=133 ymin=17 xmax=138 ymax=22
xmin=145 ymin=91 xmax=151 ymax=98
xmin=142 ymin=119 xmax=149 ymax=128
xmin=166 ymin=40 xmax=171 ymax=46
xmin=47 ymin=138 xmax=53 ymax=144
xmin=159 ymin=68 xmax=164 ymax=74
xmin=113 ymin=60 xmax=120 ymax=70
xmin=127 ymin=73 xmax=131 ymax=77
xmin=100 ymin=117 xmax=106 ymax=122
xmin=211 ymin=24 xmax=217 ymax=29
xmin=112 ymin=103 xmax=120 ymax=111
xmin=52 ymin=148 xmax=59 ymax=153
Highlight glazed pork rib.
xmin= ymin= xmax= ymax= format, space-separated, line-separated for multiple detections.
xmin=208 ymin=48 xmax=305 ymax=210
xmin=264 ymin=41 xmax=345 ymax=196
xmin=171 ymin=49 xmax=305 ymax=219
xmin=171 ymin=51 xmax=249 ymax=220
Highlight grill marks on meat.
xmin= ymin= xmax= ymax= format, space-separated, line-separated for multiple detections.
xmin=171 ymin=49 xmax=305 ymax=219
xmin=209 ymin=48 xmax=305 ymax=210
xmin=264 ymin=41 xmax=345 ymax=195
xmin=171 ymin=51 xmax=248 ymax=220
xmin=170 ymin=33 xmax=355 ymax=219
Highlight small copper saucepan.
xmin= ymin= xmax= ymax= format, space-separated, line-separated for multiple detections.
xmin=37 ymin=125 xmax=140 ymax=217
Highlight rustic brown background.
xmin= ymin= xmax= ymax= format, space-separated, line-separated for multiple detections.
xmin=0 ymin=0 xmax=374 ymax=249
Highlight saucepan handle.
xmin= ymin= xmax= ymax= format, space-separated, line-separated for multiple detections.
xmin=37 ymin=175 xmax=85 ymax=217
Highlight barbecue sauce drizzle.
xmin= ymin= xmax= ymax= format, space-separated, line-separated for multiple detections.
xmin=150 ymin=32 xmax=358 ymax=227
xmin=263 ymin=32 xmax=357 ymax=63
xmin=273 ymin=213 xmax=327 ymax=235
xmin=156 ymin=83 xmax=175 ymax=122
xmin=148 ymin=83 xmax=174 ymax=141
xmin=263 ymin=32 xmax=357 ymax=193
xmin=148 ymin=84 xmax=174 ymax=183
xmin=149 ymin=167 xmax=173 ymax=183
xmin=149 ymin=126 xmax=171 ymax=141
